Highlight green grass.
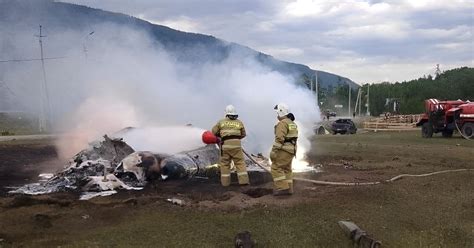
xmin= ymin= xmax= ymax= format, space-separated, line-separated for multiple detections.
xmin=310 ymin=131 xmax=473 ymax=171
xmin=68 ymin=205 xmax=350 ymax=247
xmin=0 ymin=113 xmax=39 ymax=135
xmin=27 ymin=172 xmax=471 ymax=248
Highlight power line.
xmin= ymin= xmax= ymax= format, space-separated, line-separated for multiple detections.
xmin=0 ymin=57 xmax=67 ymax=63
xmin=0 ymin=81 xmax=17 ymax=97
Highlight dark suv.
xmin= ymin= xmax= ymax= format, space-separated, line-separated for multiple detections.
xmin=331 ymin=119 xmax=357 ymax=134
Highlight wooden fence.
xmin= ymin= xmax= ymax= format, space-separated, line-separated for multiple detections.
xmin=363 ymin=114 xmax=422 ymax=131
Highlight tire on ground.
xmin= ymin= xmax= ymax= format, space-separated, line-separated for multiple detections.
xmin=461 ymin=123 xmax=474 ymax=139
xmin=422 ymin=122 xmax=433 ymax=138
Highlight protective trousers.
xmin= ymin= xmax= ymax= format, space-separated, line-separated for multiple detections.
xmin=270 ymin=149 xmax=294 ymax=193
xmin=219 ymin=147 xmax=249 ymax=186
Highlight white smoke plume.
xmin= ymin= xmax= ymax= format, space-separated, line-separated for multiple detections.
xmin=0 ymin=21 xmax=321 ymax=162
xmin=116 ymin=126 xmax=206 ymax=155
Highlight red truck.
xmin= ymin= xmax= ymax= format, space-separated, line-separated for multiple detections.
xmin=416 ymin=99 xmax=474 ymax=139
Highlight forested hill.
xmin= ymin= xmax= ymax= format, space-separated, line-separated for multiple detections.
xmin=366 ymin=67 xmax=474 ymax=116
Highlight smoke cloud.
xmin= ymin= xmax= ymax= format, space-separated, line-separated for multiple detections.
xmin=0 ymin=13 xmax=320 ymax=162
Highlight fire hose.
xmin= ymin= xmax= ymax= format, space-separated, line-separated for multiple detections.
xmin=242 ymin=149 xmax=474 ymax=186
xmin=455 ymin=119 xmax=471 ymax=140
xmin=295 ymin=169 xmax=474 ymax=186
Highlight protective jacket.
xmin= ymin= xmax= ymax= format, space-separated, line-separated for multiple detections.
xmin=212 ymin=117 xmax=246 ymax=149
xmin=272 ymin=117 xmax=298 ymax=155
xmin=211 ymin=117 xmax=248 ymax=186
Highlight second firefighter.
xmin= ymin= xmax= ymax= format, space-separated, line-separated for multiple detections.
xmin=271 ymin=103 xmax=298 ymax=196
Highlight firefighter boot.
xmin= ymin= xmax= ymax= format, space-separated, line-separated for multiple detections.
xmin=273 ymin=189 xmax=292 ymax=196
xmin=287 ymin=181 xmax=294 ymax=194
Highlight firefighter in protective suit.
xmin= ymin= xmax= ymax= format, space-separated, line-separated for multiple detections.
xmin=271 ymin=103 xmax=298 ymax=196
xmin=212 ymin=105 xmax=249 ymax=186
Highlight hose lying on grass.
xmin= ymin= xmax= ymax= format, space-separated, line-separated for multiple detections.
xmin=243 ymin=150 xmax=473 ymax=186
xmin=295 ymin=169 xmax=474 ymax=186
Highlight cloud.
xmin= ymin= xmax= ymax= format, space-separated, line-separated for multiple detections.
xmin=398 ymin=0 xmax=472 ymax=10
xmin=283 ymin=0 xmax=325 ymax=17
xmin=260 ymin=46 xmax=304 ymax=57
xmin=325 ymin=22 xmax=410 ymax=40
xmin=142 ymin=15 xmax=201 ymax=33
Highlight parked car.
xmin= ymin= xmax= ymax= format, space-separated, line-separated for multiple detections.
xmin=331 ymin=119 xmax=357 ymax=134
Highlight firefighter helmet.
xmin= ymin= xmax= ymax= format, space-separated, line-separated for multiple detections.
xmin=274 ymin=103 xmax=289 ymax=117
xmin=225 ymin=105 xmax=237 ymax=115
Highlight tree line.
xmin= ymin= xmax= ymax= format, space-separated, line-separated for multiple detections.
xmin=302 ymin=67 xmax=474 ymax=116
xmin=365 ymin=67 xmax=474 ymax=116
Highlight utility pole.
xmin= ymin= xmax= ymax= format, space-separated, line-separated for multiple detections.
xmin=358 ymin=89 xmax=362 ymax=116
xmin=354 ymin=88 xmax=361 ymax=117
xmin=366 ymin=84 xmax=370 ymax=116
xmin=83 ymin=31 xmax=95 ymax=59
xmin=348 ymin=85 xmax=351 ymax=117
xmin=36 ymin=25 xmax=51 ymax=132
xmin=83 ymin=44 xmax=88 ymax=59
xmin=315 ymin=71 xmax=319 ymax=107
xmin=310 ymin=71 xmax=319 ymax=108
xmin=435 ymin=64 xmax=441 ymax=78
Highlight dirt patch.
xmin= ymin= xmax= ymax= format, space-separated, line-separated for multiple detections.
xmin=33 ymin=213 xmax=53 ymax=228
xmin=5 ymin=194 xmax=74 ymax=208
xmin=242 ymin=187 xmax=273 ymax=198
xmin=0 ymin=138 xmax=63 ymax=196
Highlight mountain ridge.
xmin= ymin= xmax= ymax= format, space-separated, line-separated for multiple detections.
xmin=0 ymin=0 xmax=359 ymax=89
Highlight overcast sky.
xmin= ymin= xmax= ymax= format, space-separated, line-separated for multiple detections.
xmin=63 ymin=0 xmax=473 ymax=84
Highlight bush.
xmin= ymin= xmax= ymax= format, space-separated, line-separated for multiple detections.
xmin=1 ymin=130 xmax=14 ymax=136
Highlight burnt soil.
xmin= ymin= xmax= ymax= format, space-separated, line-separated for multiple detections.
xmin=0 ymin=132 xmax=473 ymax=247
xmin=0 ymin=138 xmax=63 ymax=196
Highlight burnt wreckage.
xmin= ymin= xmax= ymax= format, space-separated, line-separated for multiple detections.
xmin=10 ymin=128 xmax=271 ymax=199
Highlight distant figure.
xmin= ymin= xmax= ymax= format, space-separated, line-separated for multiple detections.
xmin=352 ymin=112 xmax=356 ymax=119
xmin=326 ymin=111 xmax=330 ymax=121
xmin=211 ymin=105 xmax=249 ymax=187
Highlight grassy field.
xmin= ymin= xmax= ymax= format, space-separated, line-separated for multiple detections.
xmin=310 ymin=130 xmax=473 ymax=170
xmin=0 ymin=113 xmax=39 ymax=135
xmin=0 ymin=131 xmax=473 ymax=247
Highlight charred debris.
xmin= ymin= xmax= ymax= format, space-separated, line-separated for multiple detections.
xmin=9 ymin=128 xmax=271 ymax=199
